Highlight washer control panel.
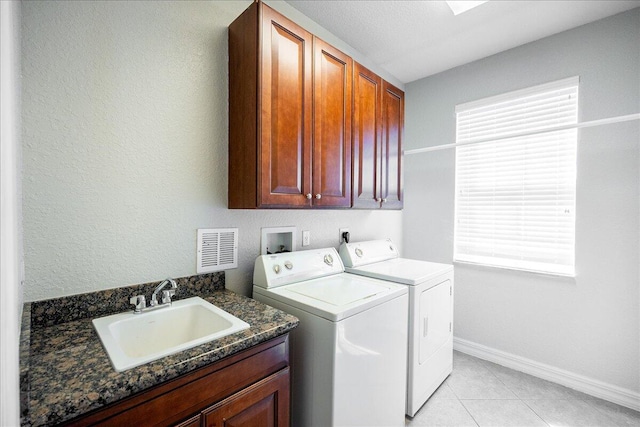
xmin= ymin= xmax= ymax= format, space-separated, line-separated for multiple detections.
xmin=253 ymin=247 xmax=344 ymax=288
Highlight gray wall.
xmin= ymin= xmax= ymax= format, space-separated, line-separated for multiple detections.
xmin=21 ymin=0 xmax=402 ymax=301
xmin=404 ymin=9 xmax=640 ymax=395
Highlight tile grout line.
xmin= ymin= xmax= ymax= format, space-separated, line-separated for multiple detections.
xmin=571 ymin=397 xmax=622 ymax=426
xmin=409 ymin=353 xmax=639 ymax=426
xmin=477 ymin=357 xmax=551 ymax=426
xmin=478 ymin=356 xmax=622 ymax=426
xmin=477 ymin=356 xmax=628 ymax=426
xmin=447 ymin=376 xmax=482 ymax=427
xmin=457 ymin=399 xmax=482 ymax=427
xmin=519 ymin=398 xmax=551 ymax=426
xmin=459 ymin=357 xmax=510 ymax=426
xmin=441 ymin=377 xmax=481 ymax=427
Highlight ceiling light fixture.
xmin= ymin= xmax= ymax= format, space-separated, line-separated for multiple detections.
xmin=445 ymin=0 xmax=489 ymax=16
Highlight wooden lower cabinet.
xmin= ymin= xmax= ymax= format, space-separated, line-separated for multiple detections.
xmin=202 ymin=368 xmax=289 ymax=427
xmin=175 ymin=415 xmax=202 ymax=427
xmin=64 ymin=335 xmax=290 ymax=427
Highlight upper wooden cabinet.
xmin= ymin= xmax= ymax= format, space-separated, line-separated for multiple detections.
xmin=352 ymin=64 xmax=382 ymax=209
xmin=228 ymin=2 xmax=352 ymax=208
xmin=312 ymin=38 xmax=352 ymax=208
xmin=352 ymin=63 xmax=404 ymax=209
xmin=381 ymin=80 xmax=404 ymax=209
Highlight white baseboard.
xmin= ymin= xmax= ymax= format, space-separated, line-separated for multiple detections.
xmin=453 ymin=337 xmax=640 ymax=412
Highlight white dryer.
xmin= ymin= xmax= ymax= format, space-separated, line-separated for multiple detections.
xmin=253 ymin=247 xmax=408 ymax=427
xmin=339 ymin=239 xmax=454 ymax=417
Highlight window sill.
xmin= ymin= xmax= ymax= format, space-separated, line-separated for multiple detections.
xmin=453 ymin=260 xmax=577 ymax=281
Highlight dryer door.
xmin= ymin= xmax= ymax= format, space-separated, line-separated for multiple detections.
xmin=419 ymin=279 xmax=452 ymax=364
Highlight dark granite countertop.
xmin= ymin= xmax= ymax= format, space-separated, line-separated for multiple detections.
xmin=20 ymin=274 xmax=298 ymax=426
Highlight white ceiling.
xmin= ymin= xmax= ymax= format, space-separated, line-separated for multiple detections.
xmin=285 ymin=0 xmax=640 ymax=83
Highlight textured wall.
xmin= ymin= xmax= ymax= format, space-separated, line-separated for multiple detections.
xmin=21 ymin=0 xmax=402 ymax=301
xmin=403 ymin=10 xmax=640 ymax=394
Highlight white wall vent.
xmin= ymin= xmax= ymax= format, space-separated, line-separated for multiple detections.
xmin=197 ymin=228 xmax=238 ymax=273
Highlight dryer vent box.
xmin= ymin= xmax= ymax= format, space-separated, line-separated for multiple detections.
xmin=197 ymin=228 xmax=238 ymax=273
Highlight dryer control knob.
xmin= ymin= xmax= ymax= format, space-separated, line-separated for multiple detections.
xmin=273 ymin=264 xmax=281 ymax=274
xmin=284 ymin=261 xmax=293 ymax=270
xmin=355 ymin=248 xmax=363 ymax=257
xmin=324 ymin=254 xmax=333 ymax=266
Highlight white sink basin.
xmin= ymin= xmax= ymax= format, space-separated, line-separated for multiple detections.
xmin=92 ymin=296 xmax=250 ymax=372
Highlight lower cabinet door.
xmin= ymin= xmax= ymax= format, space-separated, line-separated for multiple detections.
xmin=202 ymin=368 xmax=290 ymax=427
xmin=174 ymin=414 xmax=201 ymax=427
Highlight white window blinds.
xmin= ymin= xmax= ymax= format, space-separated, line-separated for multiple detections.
xmin=454 ymin=77 xmax=578 ymax=276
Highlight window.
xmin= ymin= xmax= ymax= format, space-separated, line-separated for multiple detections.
xmin=454 ymin=77 xmax=578 ymax=276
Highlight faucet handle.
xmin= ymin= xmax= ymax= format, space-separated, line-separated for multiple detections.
xmin=162 ymin=289 xmax=176 ymax=304
xmin=149 ymin=293 xmax=159 ymax=307
xmin=129 ymin=295 xmax=146 ymax=313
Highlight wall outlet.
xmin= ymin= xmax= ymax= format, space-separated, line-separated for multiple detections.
xmin=339 ymin=228 xmax=350 ymax=244
xmin=302 ymin=230 xmax=311 ymax=247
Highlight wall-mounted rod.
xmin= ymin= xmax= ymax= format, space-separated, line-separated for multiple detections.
xmin=404 ymin=112 xmax=640 ymax=155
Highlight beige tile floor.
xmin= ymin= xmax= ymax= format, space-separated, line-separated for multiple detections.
xmin=406 ymin=351 xmax=640 ymax=427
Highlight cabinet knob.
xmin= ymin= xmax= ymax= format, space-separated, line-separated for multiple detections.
xmin=376 ymin=198 xmax=381 ymax=202
xmin=382 ymin=198 xmax=387 ymax=203
xmin=306 ymin=193 xmax=312 ymax=199
xmin=315 ymin=194 xmax=322 ymax=199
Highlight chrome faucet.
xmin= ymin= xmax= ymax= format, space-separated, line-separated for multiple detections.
xmin=151 ymin=278 xmax=177 ymax=306
xmin=129 ymin=278 xmax=178 ymax=314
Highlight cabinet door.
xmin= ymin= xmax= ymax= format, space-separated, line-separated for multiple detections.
xmin=202 ymin=368 xmax=290 ymax=427
xmin=312 ymin=38 xmax=352 ymax=207
xmin=175 ymin=415 xmax=201 ymax=427
xmin=260 ymin=6 xmax=313 ymax=207
xmin=380 ymin=81 xmax=404 ymax=209
xmin=352 ymin=63 xmax=382 ymax=209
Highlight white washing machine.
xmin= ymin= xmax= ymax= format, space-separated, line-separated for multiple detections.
xmin=339 ymin=239 xmax=454 ymax=417
xmin=253 ymin=247 xmax=408 ymax=427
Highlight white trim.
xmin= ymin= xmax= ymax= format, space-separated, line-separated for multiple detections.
xmin=405 ymin=113 xmax=640 ymax=155
xmin=454 ymin=259 xmax=576 ymax=279
xmin=455 ymin=76 xmax=580 ymax=113
xmin=0 ymin=1 xmax=23 ymax=426
xmin=445 ymin=1 xmax=489 ymax=16
xmin=453 ymin=337 xmax=640 ymax=412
